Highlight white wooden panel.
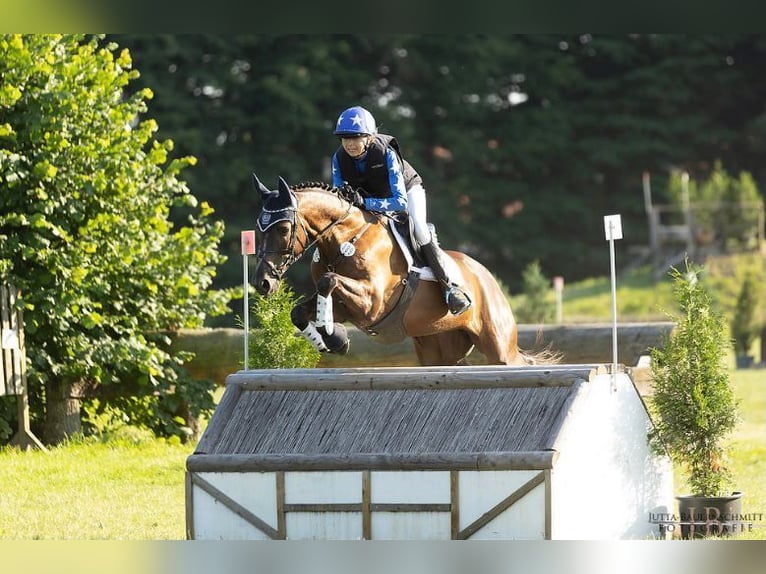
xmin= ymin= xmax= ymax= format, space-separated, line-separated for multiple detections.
xmin=286 ymin=512 xmax=363 ymax=540
xmin=458 ymin=470 xmax=542 ymax=529
xmin=192 ymin=485 xmax=272 ymax=540
xmin=371 ymin=512 xmax=451 ymax=540
xmin=551 ymin=372 xmax=674 ymax=540
xmin=469 ymin=482 xmax=546 ymax=539
xmin=198 ymin=471 xmax=277 ymax=528
xmin=370 ymin=471 xmax=450 ymax=503
xmin=285 ymin=471 xmax=362 ymax=503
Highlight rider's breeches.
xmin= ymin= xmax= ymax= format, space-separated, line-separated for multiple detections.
xmin=407 ymin=184 xmax=432 ymax=245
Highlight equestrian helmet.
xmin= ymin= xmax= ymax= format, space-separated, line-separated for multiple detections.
xmin=333 ymin=106 xmax=377 ymax=137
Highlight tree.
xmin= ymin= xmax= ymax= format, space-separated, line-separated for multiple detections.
xmin=649 ymin=259 xmax=739 ymax=496
xmin=0 ymin=35 xmax=231 ymax=443
xmin=514 ymin=260 xmax=555 ymax=324
xmin=110 ymin=35 xmax=766 ymax=301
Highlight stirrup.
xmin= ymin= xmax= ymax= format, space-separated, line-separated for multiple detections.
xmin=445 ymin=286 xmax=472 ymax=315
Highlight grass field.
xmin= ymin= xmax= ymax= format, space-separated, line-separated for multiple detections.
xmin=0 ymin=435 xmax=193 ymax=540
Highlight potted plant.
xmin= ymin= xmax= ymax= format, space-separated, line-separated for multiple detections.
xmin=648 ymin=258 xmax=741 ymax=539
xmin=731 ymin=271 xmax=760 ymax=369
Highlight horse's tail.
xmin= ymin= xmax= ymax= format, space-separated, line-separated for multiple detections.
xmin=518 ymin=345 xmax=563 ymax=366
xmin=516 ymin=326 xmax=563 ymax=365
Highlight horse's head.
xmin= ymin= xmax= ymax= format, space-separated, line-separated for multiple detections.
xmin=252 ymin=174 xmax=300 ymax=296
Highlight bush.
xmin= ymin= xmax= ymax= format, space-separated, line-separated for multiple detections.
xmin=246 ymin=284 xmax=321 ymax=369
xmin=514 ymin=260 xmax=555 ymax=324
xmin=731 ymin=271 xmax=761 ymax=357
xmin=648 ymin=258 xmax=739 ymax=496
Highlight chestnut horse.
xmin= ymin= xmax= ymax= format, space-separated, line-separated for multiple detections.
xmin=252 ymin=174 xmax=543 ymax=366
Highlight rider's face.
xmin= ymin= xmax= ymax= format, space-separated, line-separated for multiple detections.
xmin=341 ymin=135 xmax=371 ymax=159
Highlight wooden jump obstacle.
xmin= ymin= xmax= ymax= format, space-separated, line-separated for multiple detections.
xmin=1 ymin=284 xmax=45 ymax=450
xmin=186 ymin=364 xmax=673 ymax=540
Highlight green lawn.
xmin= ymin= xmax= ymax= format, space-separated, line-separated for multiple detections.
xmin=0 ymin=436 xmax=193 ymax=540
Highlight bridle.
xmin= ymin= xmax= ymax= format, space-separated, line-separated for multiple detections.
xmin=256 ymin=190 xmax=357 ymax=281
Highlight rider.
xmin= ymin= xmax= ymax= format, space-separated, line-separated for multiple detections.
xmin=331 ymin=105 xmax=471 ymax=315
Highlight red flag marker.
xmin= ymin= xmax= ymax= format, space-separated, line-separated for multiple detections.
xmin=241 ymin=230 xmax=256 ymax=255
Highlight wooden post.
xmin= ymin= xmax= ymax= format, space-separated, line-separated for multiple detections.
xmin=1 ymin=285 xmax=46 ymax=450
xmin=681 ymin=171 xmax=695 ymax=257
xmin=643 ymin=171 xmax=660 ymax=264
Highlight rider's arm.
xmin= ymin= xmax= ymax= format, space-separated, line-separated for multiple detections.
xmin=363 ymin=148 xmax=408 ymax=213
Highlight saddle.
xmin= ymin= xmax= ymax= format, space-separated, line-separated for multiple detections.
xmin=361 ymin=216 xmax=466 ymax=343
xmin=388 ymin=217 xmax=465 ymax=285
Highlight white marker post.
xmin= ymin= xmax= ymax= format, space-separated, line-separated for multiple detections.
xmin=241 ymin=230 xmax=256 ymax=371
xmin=553 ymin=276 xmax=564 ymax=324
xmin=603 ymin=214 xmax=622 ymax=392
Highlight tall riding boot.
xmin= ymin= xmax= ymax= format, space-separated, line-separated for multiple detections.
xmin=420 ymin=241 xmax=472 ymax=315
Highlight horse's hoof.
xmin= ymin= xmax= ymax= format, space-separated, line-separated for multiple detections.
xmin=323 ymin=323 xmax=350 ymax=354
xmin=333 ymin=339 xmax=351 ymax=355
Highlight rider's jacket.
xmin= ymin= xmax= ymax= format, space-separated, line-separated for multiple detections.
xmin=332 ymin=134 xmax=422 ymax=212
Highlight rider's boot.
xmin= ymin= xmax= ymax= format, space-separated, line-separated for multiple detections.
xmin=420 ymin=240 xmax=472 ymax=315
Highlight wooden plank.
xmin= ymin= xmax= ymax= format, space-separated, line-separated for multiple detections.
xmin=370 ymin=503 xmax=451 ymax=512
xmin=362 ymin=470 xmax=371 ymax=540
xmin=3 ymin=285 xmax=45 ymax=450
xmin=169 ymin=323 xmax=673 ymax=379
xmin=450 ymin=471 xmax=459 ymax=540
xmin=0 ymin=284 xmax=15 ymax=396
xmin=225 ymin=365 xmax=600 ymax=391
xmin=185 ymin=472 xmax=195 ymax=540
xmin=186 ymin=450 xmax=558 ymax=473
xmin=276 ymin=471 xmax=286 ymax=539
xmin=458 ymin=471 xmax=546 ymax=540
xmin=518 ymin=322 xmax=675 ymax=366
xmin=544 ymin=469 xmax=552 ymax=540
xmin=283 ymin=503 xmax=362 ymax=512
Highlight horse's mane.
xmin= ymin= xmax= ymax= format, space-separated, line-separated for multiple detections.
xmin=291 ymin=181 xmax=356 ymax=206
xmin=291 ymin=181 xmax=337 ymax=193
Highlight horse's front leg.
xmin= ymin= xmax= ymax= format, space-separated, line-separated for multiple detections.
xmin=290 ymin=292 xmax=331 ymax=353
xmin=313 ymin=273 xmax=353 ymax=354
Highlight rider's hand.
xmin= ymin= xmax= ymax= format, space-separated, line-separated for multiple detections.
xmin=345 ymin=187 xmax=365 ymax=209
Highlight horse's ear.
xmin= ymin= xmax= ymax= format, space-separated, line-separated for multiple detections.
xmin=252 ymin=172 xmax=273 ymax=200
xmin=277 ymin=176 xmax=298 ymax=209
xmin=277 ymin=176 xmax=290 ymax=196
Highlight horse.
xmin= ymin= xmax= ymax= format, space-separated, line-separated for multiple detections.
xmin=251 ymin=174 xmax=547 ymax=366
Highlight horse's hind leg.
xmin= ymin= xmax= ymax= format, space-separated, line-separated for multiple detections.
xmin=413 ymin=332 xmax=474 ymax=366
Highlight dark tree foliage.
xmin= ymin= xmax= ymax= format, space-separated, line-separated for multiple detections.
xmin=114 ymin=34 xmax=766 ymax=325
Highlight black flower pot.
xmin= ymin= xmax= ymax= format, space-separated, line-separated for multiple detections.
xmin=676 ymin=492 xmax=744 ymax=539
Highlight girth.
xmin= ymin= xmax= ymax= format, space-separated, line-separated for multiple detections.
xmin=361 ymin=271 xmax=420 ymax=344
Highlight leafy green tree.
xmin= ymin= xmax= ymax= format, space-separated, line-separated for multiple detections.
xmin=0 ymin=34 xmax=231 ymax=444
xmin=111 ymin=34 xmax=766 ymax=301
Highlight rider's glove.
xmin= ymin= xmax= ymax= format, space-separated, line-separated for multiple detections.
xmin=344 ymin=186 xmax=366 ymax=209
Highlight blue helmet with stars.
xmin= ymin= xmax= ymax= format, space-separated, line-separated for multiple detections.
xmin=333 ymin=106 xmax=377 ymax=137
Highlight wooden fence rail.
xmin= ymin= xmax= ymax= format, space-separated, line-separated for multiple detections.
xmin=1 ymin=284 xmax=45 ymax=450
